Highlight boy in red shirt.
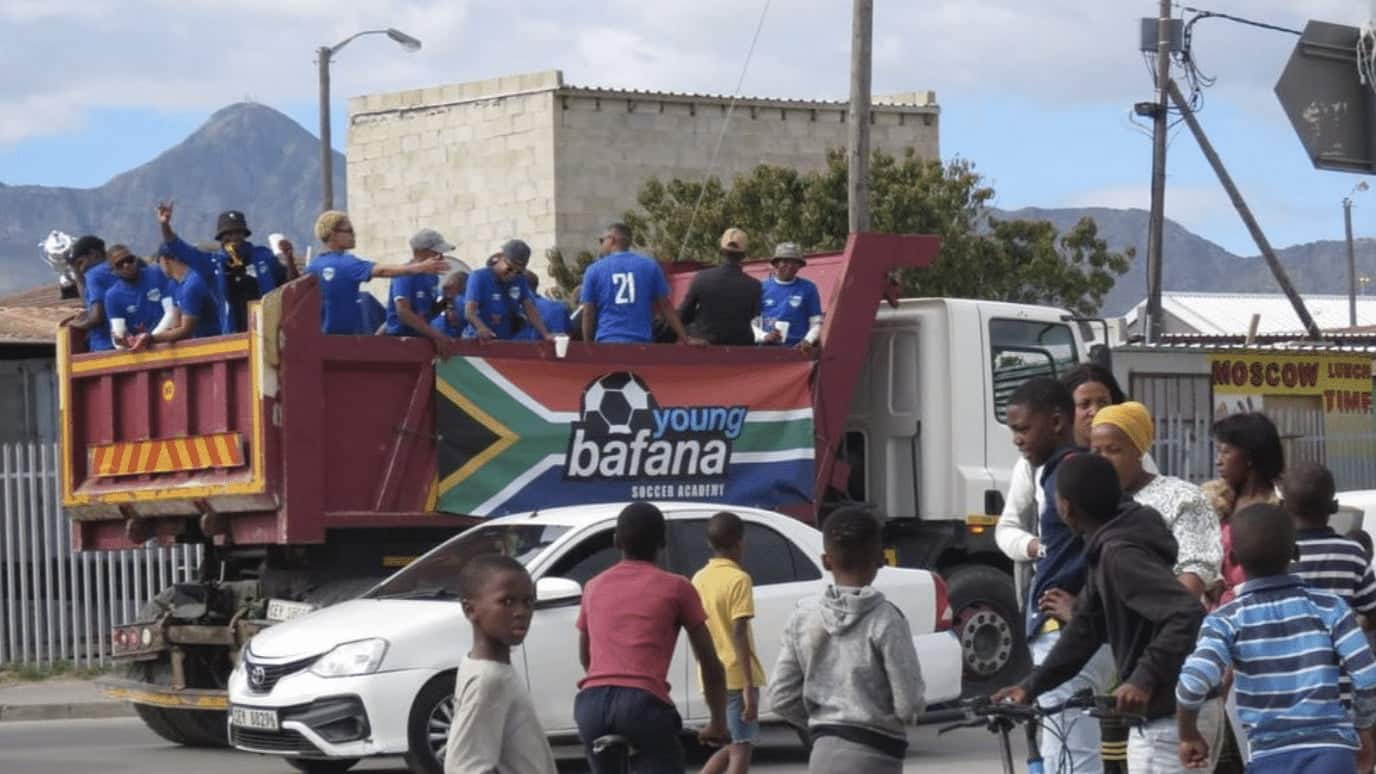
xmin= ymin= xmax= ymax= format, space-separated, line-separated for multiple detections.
xmin=575 ymin=502 xmax=728 ymax=772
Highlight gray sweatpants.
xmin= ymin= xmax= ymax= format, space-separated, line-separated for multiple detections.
xmin=808 ymin=735 xmax=903 ymax=774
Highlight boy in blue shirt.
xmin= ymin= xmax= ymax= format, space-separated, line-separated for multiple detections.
xmin=580 ymin=222 xmax=699 ymax=345
xmin=463 ymin=240 xmax=554 ymax=341
xmin=1177 ymin=503 xmax=1376 ymax=773
xmin=66 ymin=236 xmax=115 ymax=352
xmin=384 ymin=228 xmax=451 ymax=340
xmin=152 ymin=243 xmax=224 ymax=342
xmin=429 ymin=269 xmax=470 ymax=339
xmin=305 ymin=211 xmax=448 ymax=335
xmin=515 ymin=272 xmax=570 ymax=341
xmin=755 ymin=242 xmax=824 ymax=352
xmin=103 ymin=245 xmax=176 ymax=350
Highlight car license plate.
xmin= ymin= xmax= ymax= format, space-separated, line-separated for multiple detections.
xmin=266 ymin=599 xmax=314 ymax=622
xmin=230 ymin=706 xmax=279 ymax=731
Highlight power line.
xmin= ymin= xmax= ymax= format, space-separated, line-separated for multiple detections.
xmin=677 ymin=0 xmax=772 ymax=260
xmin=1175 ymin=5 xmax=1303 ymax=37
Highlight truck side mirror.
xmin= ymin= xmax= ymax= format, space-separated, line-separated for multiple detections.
xmin=1088 ymin=343 xmax=1112 ymax=370
xmin=535 ymin=577 xmax=582 ymax=607
xmin=984 ymin=490 xmax=1005 ymax=517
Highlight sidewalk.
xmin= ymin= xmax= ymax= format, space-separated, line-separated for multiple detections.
xmin=0 ymin=679 xmax=132 ymax=722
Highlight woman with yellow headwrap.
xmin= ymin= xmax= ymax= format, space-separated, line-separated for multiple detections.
xmin=1090 ymin=401 xmax=1223 ymax=600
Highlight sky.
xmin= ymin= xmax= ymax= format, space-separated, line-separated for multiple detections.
xmin=1 ymin=0 xmax=1373 ymax=256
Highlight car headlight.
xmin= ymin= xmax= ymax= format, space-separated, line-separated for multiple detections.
xmin=309 ymin=638 xmax=389 ymax=678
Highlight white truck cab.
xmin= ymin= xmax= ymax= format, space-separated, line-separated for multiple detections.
xmin=842 ymin=298 xmax=1092 ymax=691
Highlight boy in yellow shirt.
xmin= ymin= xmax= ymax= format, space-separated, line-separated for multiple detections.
xmin=693 ymin=511 xmax=766 ymax=774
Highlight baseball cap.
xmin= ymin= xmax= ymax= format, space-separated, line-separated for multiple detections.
xmin=771 ymin=242 xmax=805 ymax=264
xmin=410 ymin=228 xmax=455 ymax=254
xmin=499 ymin=239 xmax=532 ymax=268
xmin=719 ymin=228 xmax=748 ymax=253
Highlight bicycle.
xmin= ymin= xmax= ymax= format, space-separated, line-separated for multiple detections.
xmin=938 ymin=692 xmax=1146 ymax=774
xmin=590 ymin=733 xmax=637 ymax=774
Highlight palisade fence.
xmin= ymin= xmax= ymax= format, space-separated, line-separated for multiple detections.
xmin=0 ymin=442 xmax=202 ymax=668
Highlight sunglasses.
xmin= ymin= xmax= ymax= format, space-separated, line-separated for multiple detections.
xmin=114 ymin=255 xmax=136 ymax=267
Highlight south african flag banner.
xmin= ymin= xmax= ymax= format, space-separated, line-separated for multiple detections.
xmin=434 ymin=357 xmax=816 ymax=517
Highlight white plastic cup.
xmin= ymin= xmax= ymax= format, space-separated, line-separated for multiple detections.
xmin=554 ymin=334 xmax=570 ymax=358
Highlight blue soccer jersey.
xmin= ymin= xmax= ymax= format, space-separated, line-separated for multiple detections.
xmin=306 ymin=252 xmax=376 ymax=334
xmin=580 ymin=252 xmax=669 ymax=343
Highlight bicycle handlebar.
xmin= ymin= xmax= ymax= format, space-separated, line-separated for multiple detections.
xmin=937 ymin=692 xmax=1146 ymax=736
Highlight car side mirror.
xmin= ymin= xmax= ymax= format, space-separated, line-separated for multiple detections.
xmin=535 ymin=577 xmax=582 ymax=607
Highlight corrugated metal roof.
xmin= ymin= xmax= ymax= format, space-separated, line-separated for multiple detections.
xmin=0 ymin=284 xmax=79 ymax=344
xmin=1123 ymin=293 xmax=1376 ymax=335
xmin=560 ymin=83 xmax=939 ymax=111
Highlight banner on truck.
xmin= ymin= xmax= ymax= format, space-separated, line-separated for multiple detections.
xmin=433 ymin=357 xmax=816 ymax=517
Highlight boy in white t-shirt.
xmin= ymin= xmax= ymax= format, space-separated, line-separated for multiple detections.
xmin=444 ymin=554 xmax=557 ymax=774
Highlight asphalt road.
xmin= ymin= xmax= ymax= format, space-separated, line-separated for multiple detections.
xmin=0 ymin=717 xmax=1013 ymax=774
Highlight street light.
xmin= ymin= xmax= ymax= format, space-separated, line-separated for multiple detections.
xmin=317 ymin=28 xmax=423 ymax=213
xmin=1344 ymin=180 xmax=1370 ymax=327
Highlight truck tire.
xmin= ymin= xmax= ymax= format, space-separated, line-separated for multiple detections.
xmin=946 ymin=564 xmax=1030 ymax=696
xmin=122 ymin=658 xmax=229 ymax=748
xmin=402 ymin=672 xmax=456 ymax=774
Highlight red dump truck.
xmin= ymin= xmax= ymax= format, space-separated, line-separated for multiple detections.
xmin=60 ymin=232 xmax=1097 ymax=745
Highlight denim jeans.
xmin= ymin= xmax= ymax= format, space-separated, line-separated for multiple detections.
xmin=574 ymin=685 xmax=684 ymax=774
xmin=1029 ymin=630 xmax=1115 ymax=774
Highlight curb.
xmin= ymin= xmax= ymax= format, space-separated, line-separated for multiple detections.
xmin=0 ymin=702 xmax=134 ymax=722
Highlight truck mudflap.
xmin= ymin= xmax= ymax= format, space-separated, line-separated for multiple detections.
xmin=97 ymin=677 xmax=228 ymax=711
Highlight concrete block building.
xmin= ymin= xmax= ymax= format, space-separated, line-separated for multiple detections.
xmin=346 ymin=70 xmax=940 ymax=277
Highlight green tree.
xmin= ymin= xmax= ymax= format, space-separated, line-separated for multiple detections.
xmin=553 ymin=148 xmax=1131 ymax=315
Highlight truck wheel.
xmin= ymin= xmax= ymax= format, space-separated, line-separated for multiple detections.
xmin=287 ymin=759 xmax=360 ymax=773
xmin=403 ymin=672 xmax=456 ymax=774
xmin=947 ymin=564 xmax=1029 ymax=696
xmin=122 ymin=658 xmax=229 ymax=747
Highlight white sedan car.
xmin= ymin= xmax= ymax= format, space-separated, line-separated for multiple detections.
xmin=227 ymin=502 xmax=963 ymax=774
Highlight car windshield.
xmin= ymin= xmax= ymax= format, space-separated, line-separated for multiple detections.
xmin=366 ymin=524 xmax=570 ymax=600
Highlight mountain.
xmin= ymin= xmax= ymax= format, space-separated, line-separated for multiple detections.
xmin=0 ymin=103 xmax=345 ymax=295
xmin=3 ymin=103 xmax=1370 ymax=314
xmin=995 ymin=207 xmax=1376 ymax=316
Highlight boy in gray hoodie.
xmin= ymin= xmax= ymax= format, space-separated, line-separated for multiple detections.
xmin=767 ymin=507 xmax=926 ymax=773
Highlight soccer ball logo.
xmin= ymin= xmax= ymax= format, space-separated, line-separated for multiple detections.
xmin=580 ymin=372 xmax=656 ymax=435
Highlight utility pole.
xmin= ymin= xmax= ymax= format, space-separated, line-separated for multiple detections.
xmin=318 ymin=46 xmax=333 ymax=214
xmin=848 ymin=0 xmax=873 ymax=234
xmin=1144 ymin=0 xmax=1171 ymax=342
xmin=1346 ymin=196 xmax=1357 ymax=327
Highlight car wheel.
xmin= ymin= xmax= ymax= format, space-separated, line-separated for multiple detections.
xmin=946 ymin=564 xmax=1030 ymax=696
xmin=403 ymin=673 xmax=456 ymax=774
xmin=286 ymin=759 xmax=360 ymax=774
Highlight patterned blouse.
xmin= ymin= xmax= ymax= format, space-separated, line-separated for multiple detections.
xmin=1131 ymin=474 xmax=1224 ymax=588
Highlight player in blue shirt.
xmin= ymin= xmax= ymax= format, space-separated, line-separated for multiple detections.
xmin=515 ymin=272 xmax=571 ymax=341
xmin=463 ymin=240 xmax=555 ymax=341
xmin=157 ymin=202 xmax=297 ymax=333
xmin=306 ymin=211 xmax=448 ymax=335
xmin=384 ymin=228 xmax=452 ymax=342
xmin=151 ymin=243 xmax=224 ymax=342
xmin=754 ymin=242 xmax=824 ymax=352
xmin=65 ymin=236 xmax=115 ymax=352
xmin=579 ymin=223 xmax=698 ymax=344
xmin=103 ymin=245 xmax=176 ymax=351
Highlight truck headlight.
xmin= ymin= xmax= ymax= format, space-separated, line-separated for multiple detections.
xmin=309 ymin=639 xmax=388 ymax=678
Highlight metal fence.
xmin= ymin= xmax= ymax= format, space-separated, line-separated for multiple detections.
xmin=0 ymin=442 xmax=202 ymax=668
xmin=1132 ymin=373 xmax=1376 ymax=492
